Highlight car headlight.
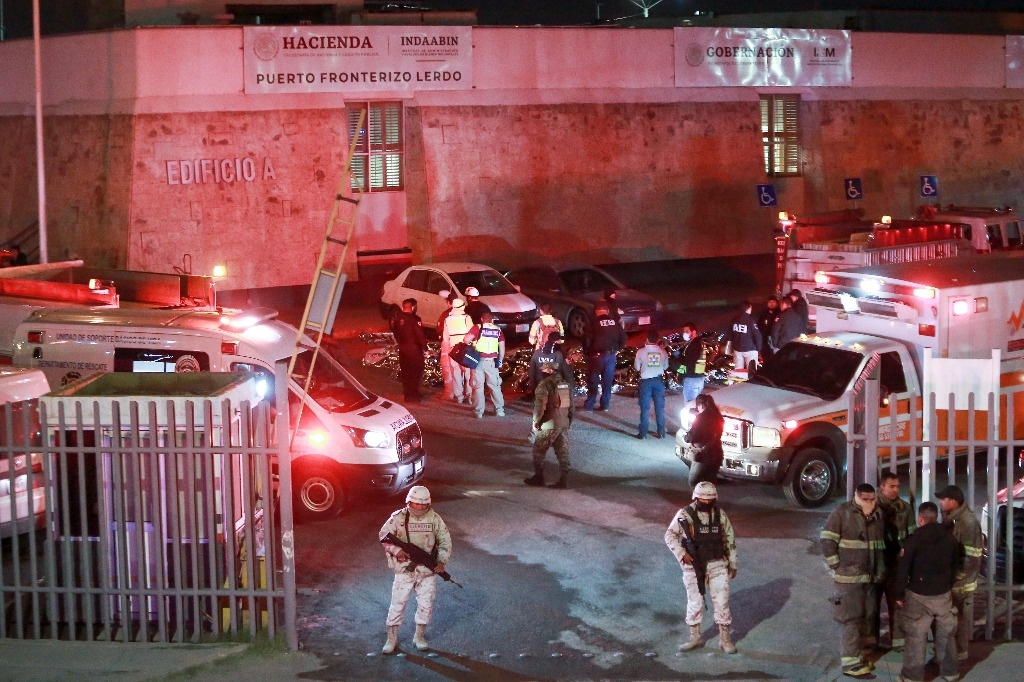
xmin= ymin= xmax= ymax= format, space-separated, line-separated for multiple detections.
xmin=751 ymin=426 xmax=781 ymax=449
xmin=680 ymin=406 xmax=697 ymax=431
xmin=344 ymin=426 xmax=390 ymax=449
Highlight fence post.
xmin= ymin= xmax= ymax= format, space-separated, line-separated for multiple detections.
xmin=275 ymin=360 xmax=298 ymax=651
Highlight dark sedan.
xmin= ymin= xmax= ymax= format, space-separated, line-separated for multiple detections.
xmin=505 ymin=264 xmax=663 ymax=338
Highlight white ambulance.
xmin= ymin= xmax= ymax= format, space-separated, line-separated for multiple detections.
xmin=9 ymin=306 xmax=425 ymax=520
xmin=676 ymin=255 xmax=1024 ymax=507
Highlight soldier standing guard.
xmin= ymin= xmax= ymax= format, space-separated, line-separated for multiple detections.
xmin=379 ymin=486 xmax=452 ymax=654
xmin=524 ymin=360 xmax=574 ymax=489
xmin=664 ymin=481 xmax=739 ymax=654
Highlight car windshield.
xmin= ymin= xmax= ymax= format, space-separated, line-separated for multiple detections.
xmin=750 ymin=342 xmax=864 ymax=401
xmin=449 ymin=269 xmax=518 ymax=296
xmin=560 ymin=268 xmax=616 ymax=294
xmin=290 ymin=350 xmax=375 ymax=412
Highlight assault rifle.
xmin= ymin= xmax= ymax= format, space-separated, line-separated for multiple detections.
xmin=678 ymin=514 xmax=708 ymax=606
xmin=380 ymin=532 xmax=463 ymax=588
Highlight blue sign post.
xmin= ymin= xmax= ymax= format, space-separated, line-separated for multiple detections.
xmin=845 ymin=178 xmax=863 ymax=200
xmin=919 ymin=175 xmax=939 ymax=198
xmin=756 ymin=184 xmax=778 ymax=207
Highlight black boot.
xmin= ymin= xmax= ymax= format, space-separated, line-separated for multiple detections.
xmin=548 ymin=472 xmax=568 ymax=489
xmin=524 ymin=466 xmax=545 ymax=486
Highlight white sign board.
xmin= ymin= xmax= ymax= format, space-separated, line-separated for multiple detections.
xmin=675 ymin=27 xmax=851 ymax=87
xmin=243 ymin=26 xmax=473 ymax=93
xmin=923 ymin=349 xmax=1000 ymax=410
xmin=1006 ymin=36 xmax=1024 ymax=88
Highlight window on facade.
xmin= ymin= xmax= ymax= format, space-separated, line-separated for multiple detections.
xmin=347 ymin=102 xmax=404 ymax=192
xmin=760 ymin=95 xmax=801 ymax=177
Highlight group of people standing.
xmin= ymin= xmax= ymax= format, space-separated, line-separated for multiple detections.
xmin=821 ymin=477 xmax=982 ymax=680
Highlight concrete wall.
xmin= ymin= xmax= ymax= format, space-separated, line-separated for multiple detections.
xmin=1 ymin=27 xmax=1024 ymax=289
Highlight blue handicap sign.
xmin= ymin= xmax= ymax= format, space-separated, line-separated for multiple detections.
xmin=919 ymin=175 xmax=939 ymax=198
xmin=845 ymin=178 xmax=863 ymax=200
xmin=756 ymin=184 xmax=777 ymax=207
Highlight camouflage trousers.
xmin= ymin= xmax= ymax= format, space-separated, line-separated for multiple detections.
xmin=386 ymin=570 xmax=438 ymax=626
xmin=683 ymin=559 xmax=731 ymax=626
xmin=533 ymin=427 xmax=570 ymax=472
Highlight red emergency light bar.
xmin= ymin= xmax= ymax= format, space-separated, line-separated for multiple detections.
xmin=814 ymin=271 xmax=937 ymax=299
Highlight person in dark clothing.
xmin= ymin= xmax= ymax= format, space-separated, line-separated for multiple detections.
xmin=683 ymin=393 xmax=724 ymax=487
xmin=392 ymin=298 xmax=428 ymax=402
xmin=724 ymin=301 xmax=762 ymax=373
xmin=756 ymin=296 xmax=780 ymax=357
xmin=894 ymin=501 xmax=961 ymax=682
xmin=787 ymin=289 xmax=809 ymax=334
xmin=528 ymin=331 xmax=573 ymax=391
xmin=770 ymin=297 xmax=804 ymax=352
xmin=582 ymin=302 xmax=627 ymax=411
xmin=463 ymin=286 xmax=491 ymax=326
xmin=677 ymin=322 xmax=706 ymax=404
xmin=600 ymin=288 xmax=622 ymax=325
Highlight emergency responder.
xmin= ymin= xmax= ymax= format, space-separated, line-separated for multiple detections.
xmin=435 ymin=290 xmax=455 ymax=337
xmin=935 ymin=484 xmax=983 ymax=662
xmin=392 ymin=298 xmax=428 ymax=402
xmin=463 ymin=286 xmax=490 ymax=326
xmin=583 ymin=302 xmax=627 ymax=411
xmin=820 ymin=483 xmax=886 ymax=678
xmin=724 ymin=301 xmax=762 ymax=373
xmin=634 ymin=330 xmax=668 ymax=439
xmin=379 ymin=485 xmax=452 ymax=654
xmin=665 ymin=481 xmax=738 ymax=654
xmin=528 ymin=331 xmax=572 ymax=391
xmin=600 ymin=288 xmax=623 ymax=325
xmin=436 ymin=291 xmax=456 ymax=398
xmin=770 ymin=297 xmax=803 ymax=352
xmin=756 ymin=295 xmax=780 ymax=357
xmin=524 ymin=360 xmax=574 ymax=488
xmin=529 ymin=302 xmax=564 ymax=351
xmin=788 ymin=288 xmax=809 ymax=334
xmin=874 ymin=471 xmax=916 ymax=651
xmin=463 ymin=310 xmax=505 ymax=418
xmin=441 ymin=298 xmax=473 ymax=403
xmin=677 ymin=322 xmax=705 ymax=404
xmin=894 ymin=501 xmax=960 ymax=682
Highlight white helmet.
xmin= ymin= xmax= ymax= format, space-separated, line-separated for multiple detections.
xmin=464 ymin=286 xmax=480 ymax=297
xmin=692 ymin=481 xmax=718 ymax=500
xmin=406 ymin=485 xmax=431 ymax=505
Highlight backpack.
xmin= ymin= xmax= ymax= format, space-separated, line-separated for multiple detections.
xmin=449 ymin=341 xmax=481 ymax=369
xmin=535 ymin=315 xmax=561 ymax=346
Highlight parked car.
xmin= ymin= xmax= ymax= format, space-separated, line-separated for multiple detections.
xmin=505 ymin=264 xmax=662 ymax=339
xmin=380 ymin=262 xmax=538 ymax=340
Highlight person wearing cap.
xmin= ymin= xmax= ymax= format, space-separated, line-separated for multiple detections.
xmin=634 ymin=330 xmax=668 ymax=439
xmin=528 ymin=302 xmax=565 ymax=351
xmin=528 ymin=330 xmax=573 ymax=392
xmin=935 ymin=484 xmax=982 ymax=662
xmin=724 ymin=301 xmax=762 ymax=374
xmin=441 ymin=298 xmax=473 ymax=403
xmin=820 ymin=483 xmax=886 ymax=678
xmin=665 ymin=481 xmax=738 ymax=654
xmin=582 ymin=301 xmax=627 ymax=411
xmin=392 ymin=298 xmax=429 ymax=402
xmin=463 ymin=286 xmax=491 ymax=326
xmin=379 ymin=485 xmax=452 ymax=654
xmin=770 ymin=296 xmax=803 ymax=352
xmin=893 ymin=501 xmax=961 ymax=682
xmin=524 ymin=360 xmax=575 ymax=488
xmin=599 ymin=287 xmax=623 ymax=326
xmin=463 ymin=310 xmax=506 ymax=418
xmin=787 ymin=289 xmax=809 ymax=335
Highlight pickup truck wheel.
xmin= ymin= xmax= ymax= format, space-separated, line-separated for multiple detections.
xmin=567 ymin=309 xmax=589 ymax=339
xmin=293 ymin=467 xmax=346 ymax=521
xmin=783 ymin=447 xmax=837 ymax=508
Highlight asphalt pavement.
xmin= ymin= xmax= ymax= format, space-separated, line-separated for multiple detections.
xmin=4 ymin=257 xmax=1024 ymax=681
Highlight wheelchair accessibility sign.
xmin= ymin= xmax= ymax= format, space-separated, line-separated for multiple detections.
xmin=845 ymin=178 xmax=863 ymax=200
xmin=756 ymin=184 xmax=778 ymax=207
xmin=919 ymin=175 xmax=939 ymax=198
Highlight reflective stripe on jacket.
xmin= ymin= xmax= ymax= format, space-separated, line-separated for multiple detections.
xmin=820 ymin=501 xmax=885 ymax=584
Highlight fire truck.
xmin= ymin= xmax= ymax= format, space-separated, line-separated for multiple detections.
xmin=677 ymin=255 xmax=1024 ymax=507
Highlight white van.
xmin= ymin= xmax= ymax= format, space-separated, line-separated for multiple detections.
xmin=0 ymin=367 xmax=51 ymax=538
xmin=10 ymin=306 xmax=425 ymax=521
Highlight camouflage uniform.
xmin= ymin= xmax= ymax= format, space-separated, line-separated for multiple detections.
xmin=820 ymin=501 xmax=885 ymax=674
xmin=531 ymin=372 xmax=574 ymax=475
xmin=665 ymin=501 xmax=737 ymax=628
xmin=380 ymin=506 xmax=452 ymax=628
xmin=875 ymin=493 xmax=916 ymax=648
xmin=945 ymin=502 xmax=983 ymax=659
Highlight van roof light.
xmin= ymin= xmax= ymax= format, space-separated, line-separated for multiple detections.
xmin=219 ymin=307 xmax=279 ymax=330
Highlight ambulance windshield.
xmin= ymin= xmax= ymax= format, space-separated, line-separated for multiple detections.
xmin=750 ymin=342 xmax=863 ymax=401
xmin=290 ymin=350 xmax=374 ymax=412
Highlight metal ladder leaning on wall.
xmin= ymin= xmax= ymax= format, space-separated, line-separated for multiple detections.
xmin=287 ymin=108 xmax=367 ymax=427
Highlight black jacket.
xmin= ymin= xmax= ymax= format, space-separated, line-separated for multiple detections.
xmin=894 ymin=521 xmax=961 ymax=599
xmin=465 ymin=300 xmax=491 ymax=326
xmin=683 ymin=408 xmax=724 ymax=467
xmin=726 ymin=311 xmax=762 ymax=353
xmin=771 ymin=308 xmax=804 ymax=350
xmin=584 ymin=314 xmax=627 ymax=355
xmin=529 ymin=343 xmax=573 ymax=388
xmin=392 ymin=311 xmax=427 ymax=352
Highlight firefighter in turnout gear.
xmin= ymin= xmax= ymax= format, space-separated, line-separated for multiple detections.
xmin=874 ymin=471 xmax=916 ymax=651
xmin=936 ymin=484 xmax=983 ymax=662
xmin=820 ymin=483 xmax=886 ymax=678
xmin=664 ymin=481 xmax=738 ymax=654
xmin=525 ymin=361 xmax=574 ymax=488
xmin=379 ymin=486 xmax=453 ymax=654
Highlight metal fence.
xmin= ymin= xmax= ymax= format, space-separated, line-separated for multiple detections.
xmin=847 ymin=368 xmax=1024 ymax=640
xmin=0 ymin=377 xmax=296 ymax=645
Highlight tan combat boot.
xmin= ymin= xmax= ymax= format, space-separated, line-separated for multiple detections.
xmin=718 ymin=624 xmax=737 ymax=654
xmin=679 ymin=624 xmax=703 ymax=651
xmin=413 ymin=623 xmax=430 ymax=651
xmin=382 ymin=625 xmax=399 ymax=654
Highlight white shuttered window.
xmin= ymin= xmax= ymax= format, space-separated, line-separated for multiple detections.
xmin=760 ymin=95 xmax=801 ymax=177
xmin=348 ymin=102 xmax=404 ymax=192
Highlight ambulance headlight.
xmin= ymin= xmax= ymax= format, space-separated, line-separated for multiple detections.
xmin=680 ymin=406 xmax=697 ymax=430
xmin=344 ymin=426 xmax=390 ymax=449
xmin=306 ymin=430 xmax=330 ymax=448
xmin=751 ymin=426 xmax=781 ymax=448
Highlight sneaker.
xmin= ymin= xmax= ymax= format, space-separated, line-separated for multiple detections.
xmin=843 ymin=662 xmax=874 ymax=678
xmin=635 ymin=434 xmax=647 ymax=440
xmin=496 ymin=409 xmax=505 ymax=417
xmin=656 ymin=432 xmax=666 ymax=439
xmin=595 ymin=405 xmax=608 ymax=412
xmin=475 ymin=412 xmax=484 ymax=419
